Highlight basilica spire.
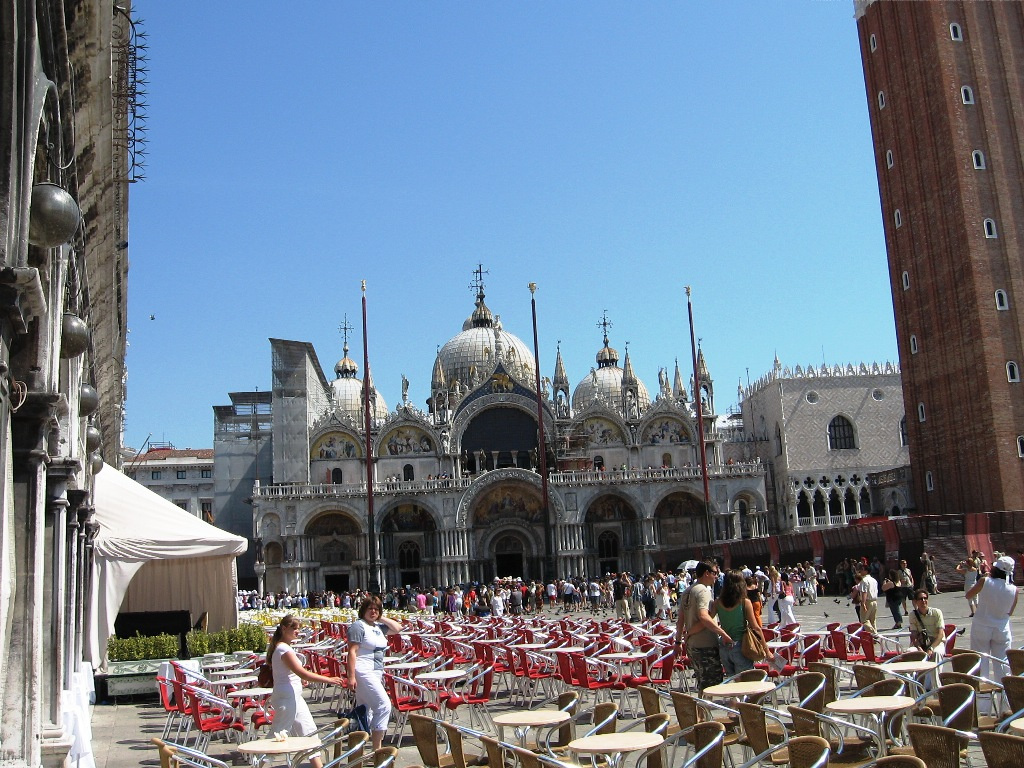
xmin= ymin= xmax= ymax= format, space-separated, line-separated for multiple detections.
xmin=673 ymin=358 xmax=687 ymax=400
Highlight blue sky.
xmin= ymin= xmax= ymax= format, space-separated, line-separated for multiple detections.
xmin=124 ymin=1 xmax=895 ymax=452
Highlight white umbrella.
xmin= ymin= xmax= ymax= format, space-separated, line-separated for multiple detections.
xmin=678 ymin=559 xmax=698 ymax=571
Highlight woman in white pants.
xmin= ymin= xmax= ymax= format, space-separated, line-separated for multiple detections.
xmin=967 ymin=555 xmax=1018 ymax=681
xmin=778 ymin=571 xmax=797 ymax=626
xmin=347 ymin=597 xmax=404 ymax=750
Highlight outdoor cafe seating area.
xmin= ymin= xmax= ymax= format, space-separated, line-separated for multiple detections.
xmin=151 ymin=611 xmax=1024 ymax=768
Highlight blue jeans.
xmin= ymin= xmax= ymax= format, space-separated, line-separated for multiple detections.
xmin=720 ymin=638 xmax=754 ymax=676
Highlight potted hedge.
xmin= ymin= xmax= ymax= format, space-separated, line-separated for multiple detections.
xmin=186 ymin=624 xmax=267 ymax=657
xmin=106 ymin=632 xmax=179 ymax=680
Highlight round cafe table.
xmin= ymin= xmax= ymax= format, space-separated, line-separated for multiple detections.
xmin=226 ymin=687 xmax=273 ymax=699
xmin=510 ymin=643 xmax=547 ymax=650
xmin=569 ymin=732 xmax=663 ymax=768
xmin=384 ymin=661 xmax=430 ymax=672
xmin=879 ymin=660 xmax=936 ymax=674
xmin=1009 ymin=717 xmax=1024 ymax=735
xmin=238 ymin=735 xmax=321 ymax=768
xmin=493 ymin=710 xmax=569 ymax=748
xmin=826 ymin=695 xmax=915 ymax=756
xmin=703 ymin=680 xmax=775 ymax=699
xmin=202 ymin=661 xmax=238 ymax=671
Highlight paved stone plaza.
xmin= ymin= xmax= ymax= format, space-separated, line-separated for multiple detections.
xmin=90 ymin=588 xmax=1019 ymax=768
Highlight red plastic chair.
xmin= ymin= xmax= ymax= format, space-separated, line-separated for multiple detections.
xmin=443 ymin=664 xmax=495 ymax=731
xmin=181 ymin=683 xmax=245 ymax=752
xmin=829 ymin=629 xmax=866 ymax=663
xmin=383 ymin=673 xmax=439 ymax=745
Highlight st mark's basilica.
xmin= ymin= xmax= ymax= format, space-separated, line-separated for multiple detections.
xmin=249 ymin=271 xmax=767 ymax=594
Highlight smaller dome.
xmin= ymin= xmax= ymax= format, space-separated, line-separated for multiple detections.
xmin=596 ymin=343 xmax=619 ymax=366
xmin=334 ymin=342 xmax=359 ymax=378
xmin=331 ymin=377 xmax=388 ymax=421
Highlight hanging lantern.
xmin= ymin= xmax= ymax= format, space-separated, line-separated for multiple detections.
xmin=60 ymin=313 xmax=90 ymax=358
xmin=28 ymin=182 xmax=81 ymax=247
xmin=89 ymin=453 xmax=104 ymax=474
xmin=85 ymin=425 xmax=102 ymax=453
xmin=79 ymin=383 xmax=99 ymax=417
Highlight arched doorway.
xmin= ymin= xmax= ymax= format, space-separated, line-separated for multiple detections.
xmin=494 ymin=534 xmax=526 ymax=579
xmin=653 ymin=491 xmax=708 ymax=569
xmin=462 ymin=406 xmax=538 ymax=471
xmin=381 ymin=503 xmax=439 ymax=588
xmin=597 ymin=530 xmax=620 ymax=575
xmin=585 ymin=494 xmax=639 ymax=575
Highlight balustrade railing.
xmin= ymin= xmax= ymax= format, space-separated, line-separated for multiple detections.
xmin=252 ymin=461 xmax=764 ymax=500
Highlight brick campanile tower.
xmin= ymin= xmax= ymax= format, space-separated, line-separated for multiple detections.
xmin=855 ymin=1 xmax=1024 ymax=516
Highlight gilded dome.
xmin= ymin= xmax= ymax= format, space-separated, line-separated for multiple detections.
xmin=436 ymin=293 xmax=536 ymax=391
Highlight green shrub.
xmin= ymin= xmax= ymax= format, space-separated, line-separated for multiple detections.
xmin=107 ymin=632 xmax=179 ymax=661
xmin=186 ymin=629 xmax=210 ymax=657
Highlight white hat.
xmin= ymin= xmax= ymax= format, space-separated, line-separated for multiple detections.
xmin=995 ymin=555 xmax=1016 ymax=574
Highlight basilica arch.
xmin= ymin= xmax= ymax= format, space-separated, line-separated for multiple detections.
xmin=653 ymin=490 xmax=710 ymax=570
xmin=379 ymin=502 xmax=440 ymax=589
xmin=305 ymin=511 xmax=362 ymax=593
xmin=583 ymin=493 xmax=641 ymax=575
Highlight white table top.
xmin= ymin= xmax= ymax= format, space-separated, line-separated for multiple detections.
xmin=1009 ymin=718 xmax=1024 ymax=735
xmin=548 ymin=646 xmax=585 ymax=654
xmin=494 ymin=710 xmax=570 ymax=727
xmin=569 ymin=732 xmax=664 ymax=754
xmin=201 ymin=661 xmax=238 ymax=670
xmin=384 ymin=661 xmax=430 ymax=671
xmin=218 ymin=675 xmax=258 ymax=687
xmin=826 ymin=695 xmax=916 ymax=714
xmin=226 ymin=687 xmax=273 ymax=698
xmin=880 ymin=660 xmax=937 ymax=673
xmin=510 ymin=643 xmax=547 ymax=649
xmin=418 ymin=669 xmax=466 ymax=682
xmin=237 ymin=736 xmax=321 ymax=756
xmin=600 ymin=652 xmax=648 ymax=661
xmin=703 ymin=680 xmax=775 ymax=697
xmin=766 ymin=641 xmax=792 ymax=649
xmin=211 ymin=668 xmax=254 ymax=678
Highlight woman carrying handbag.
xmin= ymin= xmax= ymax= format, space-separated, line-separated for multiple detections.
xmin=710 ymin=571 xmax=768 ymax=675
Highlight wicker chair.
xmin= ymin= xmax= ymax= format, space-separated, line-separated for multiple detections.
xmin=1003 ymin=675 xmax=1024 ymax=715
xmin=436 ymin=721 xmax=488 ymax=768
xmin=736 ymin=735 xmax=831 ymax=768
xmin=1007 ymin=649 xmax=1024 ymax=677
xmin=852 ymin=664 xmax=886 ymax=691
xmin=794 ymin=672 xmax=828 ymax=713
xmin=787 ymin=704 xmax=878 ymax=765
xmin=636 ymin=721 xmax=726 ymax=768
xmin=980 ymin=730 xmax=1024 ymax=768
xmin=938 ymin=671 xmax=1001 ymax=730
xmin=805 ymin=663 xmax=839 ymax=705
xmin=737 ymin=702 xmax=792 ymax=766
xmin=638 ymin=685 xmax=681 ymax=736
xmin=861 ymin=757 xmax=927 ymax=768
xmin=409 ymin=714 xmax=455 ymax=768
xmin=905 ymin=723 xmax=970 ymax=768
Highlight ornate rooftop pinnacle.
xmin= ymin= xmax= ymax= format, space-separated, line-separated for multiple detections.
xmin=553 ymin=342 xmax=569 ymax=388
xmin=621 ymin=343 xmax=637 ymax=385
xmin=673 ymin=359 xmax=687 ymax=400
xmin=595 ymin=310 xmax=618 ymax=368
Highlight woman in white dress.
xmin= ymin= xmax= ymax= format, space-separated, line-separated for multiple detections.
xmin=957 ymin=555 xmax=980 ymax=617
xmin=268 ymin=615 xmax=344 ymax=764
xmin=347 ymin=597 xmax=403 ymax=750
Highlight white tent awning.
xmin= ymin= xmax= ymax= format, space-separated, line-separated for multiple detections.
xmin=86 ymin=464 xmax=247 ymax=668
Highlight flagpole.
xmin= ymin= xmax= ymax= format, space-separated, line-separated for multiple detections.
xmin=361 ymin=280 xmax=380 ymax=594
xmin=529 ymin=283 xmax=555 ymax=582
xmin=686 ymin=286 xmax=715 ymax=548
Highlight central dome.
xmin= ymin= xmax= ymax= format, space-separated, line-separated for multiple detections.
xmin=436 ymin=292 xmax=536 ymax=391
xmin=571 ymin=337 xmax=650 ymax=412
